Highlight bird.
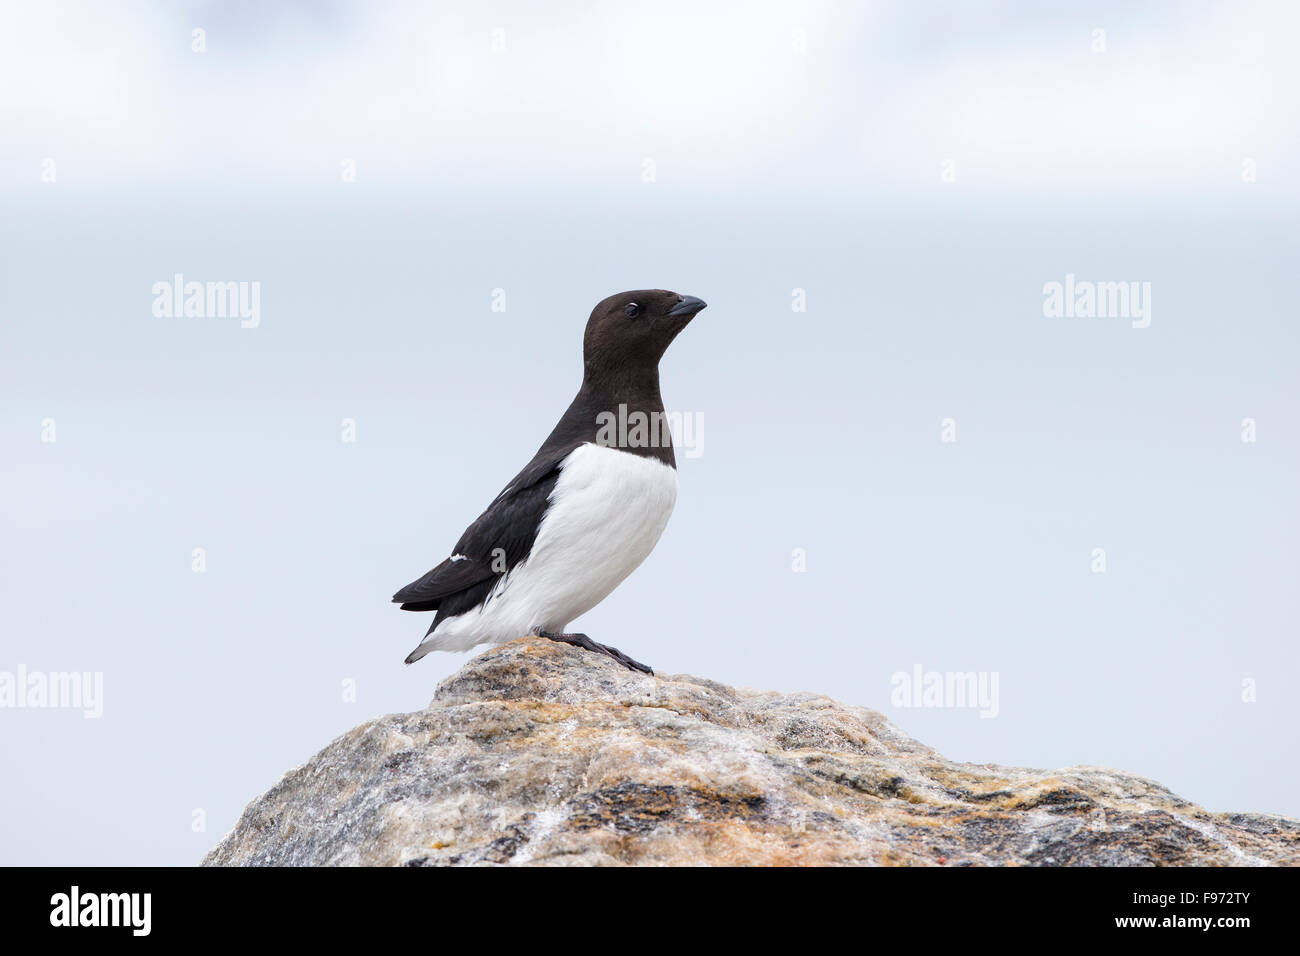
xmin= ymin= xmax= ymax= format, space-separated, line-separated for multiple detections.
xmin=393 ymin=289 xmax=707 ymax=674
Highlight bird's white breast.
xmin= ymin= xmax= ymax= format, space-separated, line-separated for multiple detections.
xmin=426 ymin=442 xmax=677 ymax=651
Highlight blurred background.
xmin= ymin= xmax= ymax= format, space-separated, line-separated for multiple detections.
xmin=1 ymin=0 xmax=1296 ymax=865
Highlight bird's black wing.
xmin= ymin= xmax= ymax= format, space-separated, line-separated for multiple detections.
xmin=391 ymin=443 xmax=575 ymax=618
xmin=393 ymin=382 xmax=610 ymax=644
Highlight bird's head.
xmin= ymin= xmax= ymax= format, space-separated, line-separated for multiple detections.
xmin=582 ymin=289 xmax=707 ymax=381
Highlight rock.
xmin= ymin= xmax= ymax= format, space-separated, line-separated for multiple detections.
xmin=203 ymin=638 xmax=1299 ymax=866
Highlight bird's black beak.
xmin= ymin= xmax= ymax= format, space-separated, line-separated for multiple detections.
xmin=667 ymin=295 xmax=707 ymax=317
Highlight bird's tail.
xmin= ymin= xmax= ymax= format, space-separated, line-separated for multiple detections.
xmin=404 ymin=619 xmax=440 ymax=664
xmin=404 ymin=616 xmax=495 ymax=663
xmin=404 ymin=643 xmax=434 ymax=665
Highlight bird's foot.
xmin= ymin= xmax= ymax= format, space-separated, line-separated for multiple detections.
xmin=532 ymin=629 xmax=654 ymax=675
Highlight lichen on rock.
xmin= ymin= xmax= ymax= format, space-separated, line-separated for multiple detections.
xmin=203 ymin=638 xmax=1299 ymax=866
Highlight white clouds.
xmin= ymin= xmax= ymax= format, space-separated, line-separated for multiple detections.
xmin=2 ymin=0 xmax=1296 ymax=197
xmin=0 ymin=4 xmax=162 ymax=144
xmin=0 ymin=0 xmax=844 ymax=188
xmin=856 ymin=3 xmax=1300 ymax=192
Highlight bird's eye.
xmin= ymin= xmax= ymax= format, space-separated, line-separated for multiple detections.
xmin=624 ymin=302 xmax=641 ymax=318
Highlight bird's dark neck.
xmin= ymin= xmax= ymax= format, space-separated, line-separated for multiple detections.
xmin=579 ymin=364 xmax=664 ymax=417
xmin=543 ymin=365 xmax=674 ymax=467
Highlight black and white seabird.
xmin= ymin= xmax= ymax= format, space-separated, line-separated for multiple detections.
xmin=393 ymin=289 xmax=707 ymax=674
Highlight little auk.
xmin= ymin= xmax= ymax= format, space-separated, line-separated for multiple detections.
xmin=393 ymin=289 xmax=707 ymax=674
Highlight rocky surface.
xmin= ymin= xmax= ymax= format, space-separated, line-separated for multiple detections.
xmin=204 ymin=638 xmax=1299 ymax=866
